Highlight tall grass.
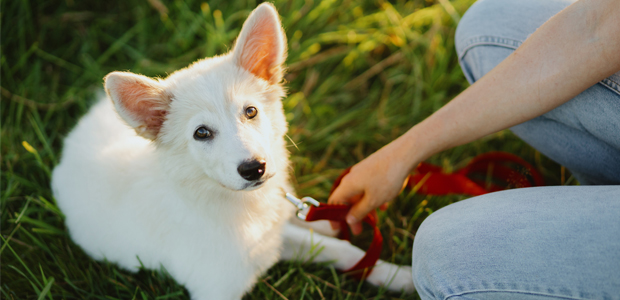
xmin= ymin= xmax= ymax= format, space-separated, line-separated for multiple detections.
xmin=1 ymin=0 xmax=567 ymax=299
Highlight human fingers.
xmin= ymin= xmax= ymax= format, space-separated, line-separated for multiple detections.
xmin=328 ymin=173 xmax=364 ymax=230
xmin=328 ymin=192 xmax=363 ymax=230
xmin=327 ymin=173 xmax=363 ymax=206
xmin=345 ymin=193 xmax=377 ymax=235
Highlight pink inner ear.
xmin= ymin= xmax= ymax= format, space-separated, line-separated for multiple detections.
xmin=117 ymin=81 xmax=167 ymax=134
xmin=240 ymin=18 xmax=280 ymax=82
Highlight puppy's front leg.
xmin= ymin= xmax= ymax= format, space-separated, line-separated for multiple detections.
xmin=288 ymin=217 xmax=340 ymax=237
xmin=281 ymin=223 xmax=415 ymax=293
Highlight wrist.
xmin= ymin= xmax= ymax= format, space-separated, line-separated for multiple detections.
xmin=391 ymin=123 xmax=437 ymax=174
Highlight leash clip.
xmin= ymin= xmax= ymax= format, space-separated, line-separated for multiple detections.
xmin=285 ymin=193 xmax=320 ymax=220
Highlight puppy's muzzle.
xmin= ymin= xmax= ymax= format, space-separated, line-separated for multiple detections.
xmin=238 ymin=159 xmax=266 ymax=181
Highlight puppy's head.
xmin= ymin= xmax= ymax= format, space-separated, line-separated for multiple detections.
xmin=104 ymin=3 xmax=288 ymax=191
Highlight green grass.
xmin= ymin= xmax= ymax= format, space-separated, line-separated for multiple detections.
xmin=1 ymin=0 xmax=571 ymax=299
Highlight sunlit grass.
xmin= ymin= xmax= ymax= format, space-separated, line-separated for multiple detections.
xmin=1 ymin=0 xmax=568 ymax=299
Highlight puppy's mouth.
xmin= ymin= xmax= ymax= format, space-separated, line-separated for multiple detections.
xmin=242 ymin=173 xmax=275 ymax=190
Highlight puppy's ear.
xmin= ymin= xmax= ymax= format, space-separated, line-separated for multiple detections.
xmin=104 ymin=72 xmax=170 ymax=140
xmin=232 ymin=3 xmax=287 ymax=84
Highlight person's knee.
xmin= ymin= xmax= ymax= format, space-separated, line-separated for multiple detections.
xmin=413 ymin=187 xmax=620 ymax=299
xmin=411 ymin=205 xmax=464 ymax=299
xmin=456 ymin=0 xmax=573 ymax=53
xmin=455 ymin=0 xmax=495 ymax=55
xmin=456 ymin=0 xmax=574 ymax=83
xmin=455 ymin=0 xmax=516 ymax=57
xmin=412 ymin=191 xmax=533 ymax=298
xmin=411 ymin=215 xmax=438 ymax=299
xmin=455 ymin=0 xmax=522 ymax=83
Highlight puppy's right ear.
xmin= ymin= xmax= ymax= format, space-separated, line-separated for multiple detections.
xmin=104 ymin=72 xmax=170 ymax=140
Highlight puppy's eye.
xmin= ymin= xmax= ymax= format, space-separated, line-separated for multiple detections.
xmin=245 ymin=106 xmax=258 ymax=119
xmin=194 ymin=126 xmax=213 ymax=140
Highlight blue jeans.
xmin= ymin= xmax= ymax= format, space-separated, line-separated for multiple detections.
xmin=412 ymin=0 xmax=620 ymax=299
xmin=412 ymin=186 xmax=620 ymax=300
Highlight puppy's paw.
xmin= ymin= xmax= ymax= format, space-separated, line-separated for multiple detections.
xmin=366 ymin=261 xmax=415 ymax=293
xmin=290 ymin=218 xmax=341 ymax=237
xmin=311 ymin=220 xmax=341 ymax=237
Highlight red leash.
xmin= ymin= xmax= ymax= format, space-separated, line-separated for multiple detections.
xmin=288 ymin=151 xmax=544 ymax=280
xmin=408 ymin=152 xmax=544 ymax=195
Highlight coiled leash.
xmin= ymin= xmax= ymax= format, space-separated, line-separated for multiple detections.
xmin=286 ymin=151 xmax=544 ymax=280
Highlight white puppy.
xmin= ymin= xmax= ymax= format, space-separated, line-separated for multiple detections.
xmin=51 ymin=3 xmax=414 ymax=299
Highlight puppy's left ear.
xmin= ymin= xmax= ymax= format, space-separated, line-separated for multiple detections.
xmin=232 ymin=3 xmax=287 ymax=84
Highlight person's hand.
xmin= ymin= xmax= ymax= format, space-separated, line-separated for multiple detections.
xmin=328 ymin=139 xmax=415 ymax=235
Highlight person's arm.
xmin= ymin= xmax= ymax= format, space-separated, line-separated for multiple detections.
xmin=328 ymin=0 xmax=620 ymax=234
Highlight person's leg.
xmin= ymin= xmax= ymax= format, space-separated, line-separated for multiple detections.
xmin=412 ymin=1 xmax=620 ymax=299
xmin=455 ymin=0 xmax=620 ymax=184
xmin=412 ymin=186 xmax=620 ymax=300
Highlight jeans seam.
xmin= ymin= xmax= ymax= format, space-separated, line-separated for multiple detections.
xmin=457 ymin=35 xmax=620 ymax=97
xmin=599 ymin=79 xmax=620 ymax=96
xmin=457 ymin=35 xmax=523 ymax=60
xmin=444 ymin=289 xmax=588 ymax=300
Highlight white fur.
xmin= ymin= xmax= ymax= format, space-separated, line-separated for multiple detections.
xmin=51 ymin=3 xmax=414 ymax=299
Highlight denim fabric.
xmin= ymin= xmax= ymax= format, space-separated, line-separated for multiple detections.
xmin=412 ymin=1 xmax=620 ymax=299
xmin=412 ymin=186 xmax=620 ymax=300
xmin=455 ymin=0 xmax=620 ymax=185
xmin=454 ymin=0 xmax=620 ymax=97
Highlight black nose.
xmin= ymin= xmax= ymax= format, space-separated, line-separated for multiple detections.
xmin=237 ymin=159 xmax=266 ymax=181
